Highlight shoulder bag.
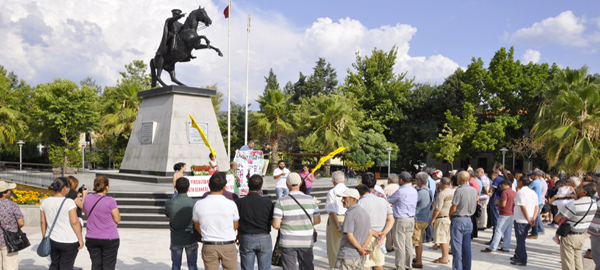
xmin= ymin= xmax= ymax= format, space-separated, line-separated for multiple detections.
xmin=86 ymin=195 xmax=106 ymax=218
xmin=37 ymin=197 xmax=67 ymax=257
xmin=271 ymin=231 xmax=283 ymax=266
xmin=0 ymin=208 xmax=30 ymax=253
xmin=556 ymin=200 xmax=594 ymax=237
xmin=288 ymin=194 xmax=318 ymax=243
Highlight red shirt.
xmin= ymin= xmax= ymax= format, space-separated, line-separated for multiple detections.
xmin=498 ymin=188 xmax=516 ymax=216
xmin=468 ymin=178 xmax=480 ymax=195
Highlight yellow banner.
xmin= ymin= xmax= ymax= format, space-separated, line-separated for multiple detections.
xmin=189 ymin=114 xmax=217 ymax=157
xmin=311 ymin=146 xmax=347 ymax=174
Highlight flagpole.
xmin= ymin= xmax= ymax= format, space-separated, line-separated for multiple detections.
xmin=244 ymin=14 xmax=250 ymax=146
xmin=227 ymin=0 xmax=231 ymax=160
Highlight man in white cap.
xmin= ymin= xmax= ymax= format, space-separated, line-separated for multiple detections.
xmin=272 ymin=172 xmax=321 ymax=270
xmin=332 ymin=189 xmax=372 ymax=270
xmin=0 ymin=181 xmax=24 ymax=269
xmin=325 ymin=171 xmax=349 ymax=268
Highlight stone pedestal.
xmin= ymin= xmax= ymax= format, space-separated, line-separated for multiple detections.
xmin=119 ymin=85 xmax=228 ymax=177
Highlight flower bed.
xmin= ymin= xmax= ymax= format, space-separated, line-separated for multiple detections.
xmin=191 ymin=165 xmax=211 ymax=176
xmin=11 ymin=190 xmax=50 ymax=205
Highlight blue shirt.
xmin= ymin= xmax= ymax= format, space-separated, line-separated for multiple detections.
xmin=491 ymin=175 xmax=505 ymax=202
xmin=427 ymin=176 xmax=436 ymax=199
xmin=239 ymin=145 xmax=253 ymax=151
xmin=388 ymin=183 xmax=418 ymax=218
xmin=529 ymin=179 xmax=543 ymax=205
xmin=415 ymin=186 xmax=432 ymax=222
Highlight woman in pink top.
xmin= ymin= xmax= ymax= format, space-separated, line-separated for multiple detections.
xmin=299 ymin=165 xmax=315 ymax=195
xmin=83 ymin=176 xmax=121 ymax=270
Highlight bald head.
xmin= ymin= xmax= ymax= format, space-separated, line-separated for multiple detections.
xmin=458 ymin=171 xmax=470 ymax=184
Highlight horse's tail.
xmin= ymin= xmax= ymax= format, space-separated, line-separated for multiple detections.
xmin=150 ymin=58 xmax=157 ymax=88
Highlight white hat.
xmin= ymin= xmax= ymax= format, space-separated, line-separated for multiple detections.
xmin=432 ymin=170 xmax=443 ymax=179
xmin=0 ymin=181 xmax=16 ymax=193
xmin=337 ymin=188 xmax=360 ymax=200
xmin=287 ymin=172 xmax=302 ymax=186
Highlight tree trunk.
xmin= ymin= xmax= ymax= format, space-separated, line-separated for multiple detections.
xmin=63 ymin=149 xmax=68 ymax=176
xmin=324 ymin=158 xmax=331 ymax=176
xmin=271 ymin=135 xmax=279 ymax=172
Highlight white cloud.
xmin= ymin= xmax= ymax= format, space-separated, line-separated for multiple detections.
xmin=522 ymin=49 xmax=541 ymax=63
xmin=509 ymin=11 xmax=590 ymax=47
xmin=0 ymin=0 xmax=459 ymax=109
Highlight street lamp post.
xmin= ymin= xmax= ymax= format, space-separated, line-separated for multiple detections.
xmin=512 ymin=148 xmax=516 ymax=171
xmin=17 ymin=140 xmax=25 ymax=171
xmin=386 ymin=147 xmax=393 ymax=176
xmin=500 ymin=147 xmax=508 ymax=168
xmin=81 ymin=142 xmax=86 ymax=170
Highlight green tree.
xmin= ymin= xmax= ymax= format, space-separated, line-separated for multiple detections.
xmin=346 ymin=129 xmax=397 ymax=171
xmin=250 ymin=88 xmax=295 ymax=168
xmin=218 ymin=101 xmax=246 ymax=152
xmin=340 ymin=46 xmax=415 ymax=134
xmin=285 ymin=58 xmax=338 ymax=104
xmin=119 ymin=60 xmax=152 ymax=90
xmin=33 ymin=79 xmax=100 ymax=168
xmin=0 ymin=67 xmax=27 ymax=148
xmin=532 ymin=66 xmax=600 ymax=176
xmin=295 ymin=94 xmax=361 ymax=174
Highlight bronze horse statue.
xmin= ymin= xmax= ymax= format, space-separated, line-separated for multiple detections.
xmin=151 ymin=6 xmax=223 ymax=87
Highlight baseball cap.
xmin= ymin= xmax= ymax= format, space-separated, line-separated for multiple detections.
xmin=287 ymin=172 xmax=302 ymax=186
xmin=0 ymin=181 xmax=16 ymax=193
xmin=399 ymin=171 xmax=412 ymax=182
xmin=528 ymin=170 xmax=543 ymax=176
xmin=432 ymin=170 xmax=443 ymax=178
xmin=337 ymin=188 xmax=360 ymax=200
xmin=449 ymin=170 xmax=457 ymax=175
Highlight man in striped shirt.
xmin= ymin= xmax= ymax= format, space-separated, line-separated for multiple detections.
xmin=557 ymin=182 xmax=598 ymax=270
xmin=587 ymin=182 xmax=600 ymax=270
xmin=272 ymin=172 xmax=321 ymax=270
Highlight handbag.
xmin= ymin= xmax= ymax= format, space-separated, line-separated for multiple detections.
xmin=556 ymin=200 xmax=594 ymax=237
xmin=0 ymin=214 xmax=30 ymax=253
xmin=37 ymin=197 xmax=68 ymax=257
xmin=474 ymin=204 xmax=483 ymax=219
xmin=270 ymin=231 xmax=283 ymax=266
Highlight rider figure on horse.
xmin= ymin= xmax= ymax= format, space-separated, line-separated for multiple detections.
xmin=156 ymin=9 xmax=194 ymax=61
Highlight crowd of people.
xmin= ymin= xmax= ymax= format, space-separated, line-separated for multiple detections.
xmin=0 ymin=160 xmax=599 ymax=270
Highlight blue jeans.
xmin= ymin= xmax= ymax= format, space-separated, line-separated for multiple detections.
xmin=514 ymin=222 xmax=532 ymax=264
xmin=239 ymin=234 xmax=272 ymax=270
xmin=170 ymin=242 xmax=198 ymax=270
xmin=306 ymin=187 xmax=312 ymax=195
xmin=275 ymin=187 xmax=289 ymax=199
xmin=489 ymin=202 xmax=499 ymax=239
xmin=489 ymin=215 xmax=513 ymax=251
xmin=531 ymin=203 xmax=545 ymax=236
xmin=450 ymin=217 xmax=472 ymax=270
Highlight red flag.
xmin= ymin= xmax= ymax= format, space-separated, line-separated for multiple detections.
xmin=224 ymin=6 xmax=229 ymax=19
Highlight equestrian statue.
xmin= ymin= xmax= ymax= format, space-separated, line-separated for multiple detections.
xmin=151 ymin=6 xmax=223 ymax=87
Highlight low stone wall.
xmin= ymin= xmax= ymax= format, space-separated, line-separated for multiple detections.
xmin=19 ymin=205 xmax=40 ymax=227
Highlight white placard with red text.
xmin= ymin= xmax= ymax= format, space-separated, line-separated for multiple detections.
xmin=187 ymin=174 xmax=235 ymax=197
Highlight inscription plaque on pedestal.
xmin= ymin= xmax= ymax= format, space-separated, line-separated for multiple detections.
xmin=188 ymin=121 xmax=208 ymax=144
xmin=141 ymin=122 xmax=156 ymax=144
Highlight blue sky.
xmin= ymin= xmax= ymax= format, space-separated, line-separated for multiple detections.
xmin=0 ymin=0 xmax=599 ymax=108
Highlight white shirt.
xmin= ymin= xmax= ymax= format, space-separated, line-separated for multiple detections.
xmin=40 ymin=197 xmax=78 ymax=243
xmin=192 ymin=195 xmax=239 ymax=241
xmin=273 ymin=168 xmax=290 ymax=188
xmin=514 ymin=186 xmax=539 ymax=224
xmin=541 ymin=178 xmax=548 ymax=203
xmin=324 ymin=183 xmax=348 ymax=215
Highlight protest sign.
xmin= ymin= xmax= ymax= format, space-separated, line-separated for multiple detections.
xmin=233 ymin=150 xmax=264 ymax=195
xmin=187 ymin=174 xmax=235 ymax=197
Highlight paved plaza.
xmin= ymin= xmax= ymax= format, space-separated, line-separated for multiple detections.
xmin=9 ymin=172 xmax=597 ymax=269
xmin=17 ymin=220 xmax=595 ymax=270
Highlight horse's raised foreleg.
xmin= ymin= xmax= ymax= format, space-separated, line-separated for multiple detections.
xmin=167 ymin=69 xmax=186 ymax=86
xmin=209 ymin=45 xmax=223 ymax=57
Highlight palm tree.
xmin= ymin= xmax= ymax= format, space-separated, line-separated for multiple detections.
xmin=296 ymin=94 xmax=361 ymax=175
xmin=102 ymin=81 xmax=142 ymax=139
xmin=0 ymin=69 xmax=26 ymax=148
xmin=250 ymin=88 xmax=295 ymax=169
xmin=532 ymin=67 xmax=600 ymax=175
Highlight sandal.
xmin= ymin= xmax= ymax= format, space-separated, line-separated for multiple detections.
xmin=429 ymin=245 xmax=439 ymax=250
xmin=584 ymin=252 xmax=593 ymax=259
xmin=433 ymin=258 xmax=449 ymax=264
xmin=412 ymin=263 xmax=423 ymax=268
